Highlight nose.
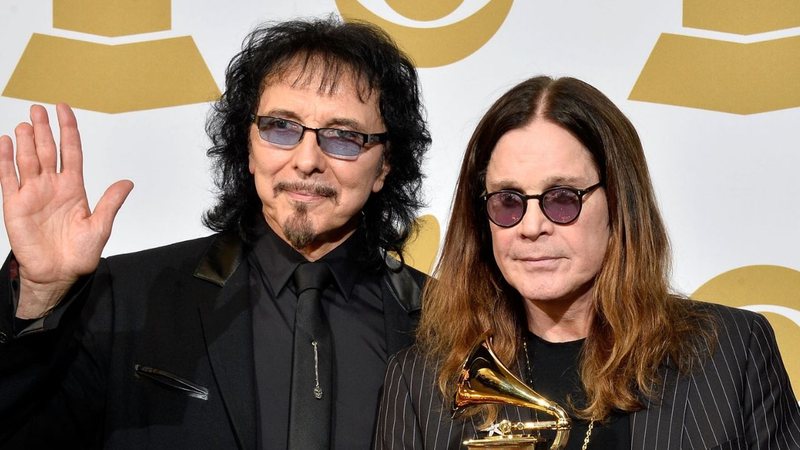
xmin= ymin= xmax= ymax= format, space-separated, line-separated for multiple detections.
xmin=517 ymin=200 xmax=553 ymax=240
xmin=292 ymin=130 xmax=327 ymax=176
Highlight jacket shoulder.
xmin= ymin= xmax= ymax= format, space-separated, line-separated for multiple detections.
xmin=382 ymin=257 xmax=429 ymax=313
xmin=687 ymin=299 xmax=769 ymax=332
xmin=106 ymin=234 xmax=221 ymax=264
xmin=104 ymin=233 xmax=244 ymax=285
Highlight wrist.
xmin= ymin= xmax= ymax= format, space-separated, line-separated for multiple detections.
xmin=15 ymin=278 xmax=74 ymax=319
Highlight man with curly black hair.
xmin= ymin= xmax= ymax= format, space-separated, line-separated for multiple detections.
xmin=0 ymin=16 xmax=430 ymax=450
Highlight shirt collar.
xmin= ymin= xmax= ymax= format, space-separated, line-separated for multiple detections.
xmin=250 ymin=217 xmax=370 ymax=302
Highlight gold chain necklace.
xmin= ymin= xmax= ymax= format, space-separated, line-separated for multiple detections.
xmin=522 ymin=338 xmax=594 ymax=450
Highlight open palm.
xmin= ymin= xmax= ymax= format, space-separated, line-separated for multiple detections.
xmin=0 ymin=104 xmax=133 ymax=318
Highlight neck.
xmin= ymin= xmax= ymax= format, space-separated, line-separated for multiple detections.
xmin=263 ymin=213 xmax=359 ymax=262
xmin=295 ymin=231 xmax=355 ymax=261
xmin=523 ymin=293 xmax=593 ymax=342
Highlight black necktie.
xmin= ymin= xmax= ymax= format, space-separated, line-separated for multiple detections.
xmin=288 ymin=262 xmax=333 ymax=449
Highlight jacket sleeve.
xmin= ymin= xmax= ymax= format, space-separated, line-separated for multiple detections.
xmin=374 ymin=347 xmax=474 ymax=450
xmin=374 ymin=350 xmax=426 ymax=449
xmin=0 ymin=254 xmax=107 ymax=448
xmin=741 ymin=312 xmax=800 ymax=448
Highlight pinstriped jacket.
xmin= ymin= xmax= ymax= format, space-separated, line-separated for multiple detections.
xmin=375 ymin=302 xmax=800 ymax=449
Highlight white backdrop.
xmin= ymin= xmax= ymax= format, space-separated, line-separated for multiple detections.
xmin=1 ymin=0 xmax=799 ymax=386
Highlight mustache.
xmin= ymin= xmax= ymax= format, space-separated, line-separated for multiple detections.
xmin=274 ymin=181 xmax=338 ymax=199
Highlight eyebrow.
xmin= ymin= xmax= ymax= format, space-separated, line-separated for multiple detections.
xmin=487 ymin=175 xmax=591 ymax=191
xmin=542 ymin=175 xmax=590 ymax=186
xmin=261 ymin=108 xmax=365 ymax=131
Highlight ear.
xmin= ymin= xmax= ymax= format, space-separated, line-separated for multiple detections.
xmin=371 ymin=150 xmax=390 ymax=193
xmin=248 ymin=146 xmax=255 ymax=175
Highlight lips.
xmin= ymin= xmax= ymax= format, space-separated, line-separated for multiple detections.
xmin=288 ymin=190 xmax=325 ymax=201
xmin=514 ymin=255 xmax=563 ymax=269
xmin=516 ymin=255 xmax=559 ymax=262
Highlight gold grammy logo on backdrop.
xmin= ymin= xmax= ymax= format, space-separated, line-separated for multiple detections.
xmin=398 ymin=214 xmax=440 ymax=275
xmin=3 ymin=0 xmax=219 ymax=113
xmin=630 ymin=0 xmax=800 ymax=114
xmin=335 ymin=0 xmax=513 ymax=68
xmin=693 ymin=265 xmax=800 ymax=392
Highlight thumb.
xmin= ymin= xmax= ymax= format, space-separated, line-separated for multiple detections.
xmin=91 ymin=179 xmax=134 ymax=240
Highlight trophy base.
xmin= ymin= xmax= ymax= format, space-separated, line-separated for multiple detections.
xmin=463 ymin=435 xmax=547 ymax=450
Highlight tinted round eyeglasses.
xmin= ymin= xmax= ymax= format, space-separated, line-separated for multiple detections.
xmin=482 ymin=183 xmax=603 ymax=227
xmin=251 ymin=115 xmax=389 ymax=161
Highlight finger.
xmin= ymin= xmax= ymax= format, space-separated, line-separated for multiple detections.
xmin=30 ymin=104 xmax=58 ymax=174
xmin=14 ymin=120 xmax=40 ymax=184
xmin=90 ymin=179 xmax=134 ymax=241
xmin=56 ymin=104 xmax=83 ymax=176
xmin=0 ymin=135 xmax=20 ymax=197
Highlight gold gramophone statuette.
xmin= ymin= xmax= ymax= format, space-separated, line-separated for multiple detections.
xmin=453 ymin=332 xmax=571 ymax=450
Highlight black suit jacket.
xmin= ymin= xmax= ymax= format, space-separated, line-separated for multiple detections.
xmin=375 ymin=303 xmax=800 ymax=449
xmin=0 ymin=232 xmax=426 ymax=449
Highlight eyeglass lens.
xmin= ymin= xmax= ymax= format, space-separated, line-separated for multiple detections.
xmin=485 ymin=188 xmax=587 ymax=227
xmin=257 ymin=117 xmax=365 ymax=160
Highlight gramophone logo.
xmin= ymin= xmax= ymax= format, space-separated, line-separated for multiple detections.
xmin=693 ymin=265 xmax=800 ymax=394
xmin=2 ymin=0 xmax=219 ymax=113
xmin=630 ymin=0 xmax=800 ymax=114
xmin=335 ymin=0 xmax=514 ymax=68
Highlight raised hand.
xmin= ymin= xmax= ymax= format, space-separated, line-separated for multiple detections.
xmin=0 ymin=104 xmax=133 ymax=319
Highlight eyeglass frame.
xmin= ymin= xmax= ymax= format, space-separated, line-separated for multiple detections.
xmin=250 ymin=114 xmax=389 ymax=160
xmin=481 ymin=182 xmax=603 ymax=227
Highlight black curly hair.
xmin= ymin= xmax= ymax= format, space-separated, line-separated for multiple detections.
xmin=202 ymin=16 xmax=431 ymax=263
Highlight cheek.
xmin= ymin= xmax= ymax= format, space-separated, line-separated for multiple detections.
xmin=587 ymin=208 xmax=611 ymax=260
xmin=332 ymin=157 xmax=386 ymax=199
xmin=489 ymin=227 xmax=513 ymax=269
xmin=247 ymin=130 xmax=259 ymax=174
xmin=571 ymin=224 xmax=610 ymax=278
xmin=587 ymin=229 xmax=610 ymax=269
xmin=573 ymin=198 xmax=611 ymax=269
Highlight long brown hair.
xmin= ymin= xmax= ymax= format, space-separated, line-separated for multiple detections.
xmin=416 ymin=76 xmax=715 ymax=421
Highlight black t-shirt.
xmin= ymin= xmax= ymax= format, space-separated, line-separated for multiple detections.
xmin=524 ymin=331 xmax=630 ymax=450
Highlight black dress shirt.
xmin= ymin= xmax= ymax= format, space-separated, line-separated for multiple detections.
xmin=250 ymin=222 xmax=387 ymax=449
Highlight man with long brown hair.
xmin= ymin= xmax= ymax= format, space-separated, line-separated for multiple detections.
xmin=375 ymin=76 xmax=800 ymax=449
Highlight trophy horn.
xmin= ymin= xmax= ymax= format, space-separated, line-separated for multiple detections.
xmin=453 ymin=332 xmax=571 ymax=450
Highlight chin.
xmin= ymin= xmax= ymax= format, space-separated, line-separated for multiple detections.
xmin=522 ymin=281 xmax=595 ymax=305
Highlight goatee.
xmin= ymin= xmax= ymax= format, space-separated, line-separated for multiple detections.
xmin=282 ymin=203 xmax=315 ymax=249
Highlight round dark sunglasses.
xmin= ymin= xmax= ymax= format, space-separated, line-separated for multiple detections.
xmin=482 ymin=183 xmax=603 ymax=227
xmin=252 ymin=115 xmax=388 ymax=160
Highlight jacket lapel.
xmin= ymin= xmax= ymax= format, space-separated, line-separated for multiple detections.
xmin=380 ymin=257 xmax=424 ymax=356
xmin=194 ymin=233 xmax=257 ymax=450
xmin=191 ymin=240 xmax=426 ymax=447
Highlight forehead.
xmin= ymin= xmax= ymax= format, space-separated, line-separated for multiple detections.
xmin=263 ymin=55 xmax=378 ymax=104
xmin=486 ymin=119 xmax=598 ymax=187
xmin=257 ymin=60 xmax=383 ymax=127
